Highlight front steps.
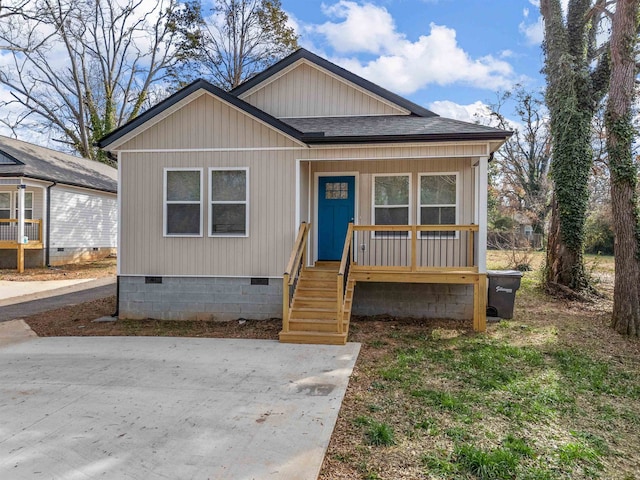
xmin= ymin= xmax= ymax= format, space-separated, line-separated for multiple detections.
xmin=279 ymin=263 xmax=354 ymax=345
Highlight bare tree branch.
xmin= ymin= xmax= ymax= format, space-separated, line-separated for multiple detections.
xmin=0 ymin=0 xmax=197 ymax=161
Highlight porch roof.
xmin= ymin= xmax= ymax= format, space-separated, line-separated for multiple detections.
xmin=283 ymin=115 xmax=511 ymax=144
xmin=0 ymin=136 xmax=117 ymax=193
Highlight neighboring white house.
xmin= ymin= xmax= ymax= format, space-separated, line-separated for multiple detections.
xmin=98 ymin=48 xmax=511 ymax=344
xmin=0 ymin=135 xmax=117 ymax=271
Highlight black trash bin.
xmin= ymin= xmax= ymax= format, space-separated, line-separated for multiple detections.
xmin=487 ymin=270 xmax=523 ymax=319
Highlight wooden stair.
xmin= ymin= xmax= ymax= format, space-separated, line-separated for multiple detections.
xmin=279 ymin=263 xmax=355 ymax=345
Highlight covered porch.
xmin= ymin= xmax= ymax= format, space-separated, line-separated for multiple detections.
xmin=280 ymin=150 xmax=490 ymax=345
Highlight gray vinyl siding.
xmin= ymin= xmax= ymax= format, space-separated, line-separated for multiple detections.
xmin=239 ymin=62 xmax=408 ymax=118
xmin=119 ymin=144 xmax=484 ymax=277
xmin=49 ymin=187 xmax=117 ymax=248
xmin=118 ymin=93 xmax=301 ymax=151
xmin=119 ymin=151 xmax=297 ymax=277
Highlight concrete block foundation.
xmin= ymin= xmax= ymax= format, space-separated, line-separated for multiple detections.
xmin=118 ymin=276 xmax=283 ymax=321
xmin=352 ymin=282 xmax=474 ymax=320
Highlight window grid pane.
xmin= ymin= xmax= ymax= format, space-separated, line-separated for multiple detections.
xmin=165 ymin=170 xmax=201 ymax=235
xmin=211 ymin=204 xmax=246 ymax=234
xmin=374 ymin=176 xmax=409 ymax=206
xmin=325 ymin=182 xmax=348 ymax=200
xmin=167 ymin=204 xmax=201 ymax=235
xmin=167 ymin=171 xmax=200 ymax=202
xmin=212 ymin=170 xmax=246 ymax=202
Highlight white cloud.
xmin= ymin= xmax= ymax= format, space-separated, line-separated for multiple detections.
xmin=316 ymin=1 xmax=402 ymax=55
xmin=519 ymin=15 xmax=544 ymax=45
xmin=428 ymin=100 xmax=493 ymax=124
xmin=309 ymin=2 xmax=517 ymax=94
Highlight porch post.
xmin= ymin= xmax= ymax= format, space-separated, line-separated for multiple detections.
xmin=17 ymin=184 xmax=26 ymax=273
xmin=477 ymin=156 xmax=489 ymax=274
xmin=475 ymin=156 xmax=489 ymax=332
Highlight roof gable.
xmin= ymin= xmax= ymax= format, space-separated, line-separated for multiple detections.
xmin=98 ymin=79 xmax=306 ymax=150
xmin=231 ymin=48 xmax=437 ymax=118
xmin=0 ymin=150 xmax=23 ymax=165
xmin=116 ymin=90 xmax=305 ymax=151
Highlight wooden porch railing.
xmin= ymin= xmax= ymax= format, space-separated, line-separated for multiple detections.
xmin=349 ymin=224 xmax=479 ymax=272
xmin=282 ymin=222 xmax=311 ymax=333
xmin=0 ymin=219 xmax=43 ymax=243
xmin=337 ymin=222 xmax=355 ymax=335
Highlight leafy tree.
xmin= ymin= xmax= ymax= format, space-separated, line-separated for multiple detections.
xmin=178 ymin=0 xmax=298 ymax=90
xmin=606 ymin=0 xmax=640 ymax=336
xmin=0 ymin=0 xmax=199 ymax=161
xmin=539 ymin=0 xmax=610 ymax=293
xmin=489 ymin=86 xmax=551 ymax=236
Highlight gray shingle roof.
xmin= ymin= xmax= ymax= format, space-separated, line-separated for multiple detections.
xmin=0 ymin=135 xmax=117 ymax=192
xmin=284 ymin=115 xmax=510 ymax=142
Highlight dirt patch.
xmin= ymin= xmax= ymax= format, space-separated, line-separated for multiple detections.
xmin=0 ymin=257 xmax=116 ymax=282
xmin=24 ymin=296 xmax=281 ymax=339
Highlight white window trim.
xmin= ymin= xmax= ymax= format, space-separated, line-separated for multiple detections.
xmin=418 ymin=172 xmax=459 ymax=239
xmin=163 ymin=168 xmax=204 ymax=237
xmin=371 ymin=173 xmax=412 ymax=239
xmin=208 ymin=167 xmax=249 ymax=238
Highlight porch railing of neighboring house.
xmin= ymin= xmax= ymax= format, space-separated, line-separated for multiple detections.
xmin=0 ymin=219 xmax=43 ymax=243
xmin=282 ymin=222 xmax=311 ymax=334
xmin=348 ymin=224 xmax=479 ymax=272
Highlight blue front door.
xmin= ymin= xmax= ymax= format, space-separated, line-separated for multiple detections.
xmin=318 ymin=176 xmax=355 ymax=261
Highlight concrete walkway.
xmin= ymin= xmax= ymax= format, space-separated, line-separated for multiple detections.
xmin=0 ymin=336 xmax=360 ymax=479
xmin=0 ymin=277 xmax=116 ymax=322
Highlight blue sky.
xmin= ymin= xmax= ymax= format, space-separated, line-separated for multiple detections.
xmin=279 ymin=0 xmax=547 ymax=121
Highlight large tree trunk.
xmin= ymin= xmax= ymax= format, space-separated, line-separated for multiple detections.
xmin=545 ymin=194 xmax=586 ymax=289
xmin=607 ymin=0 xmax=640 ymax=336
xmin=540 ymin=0 xmax=599 ymax=293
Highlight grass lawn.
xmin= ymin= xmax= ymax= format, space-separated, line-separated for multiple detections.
xmin=319 ymin=251 xmax=639 ymax=479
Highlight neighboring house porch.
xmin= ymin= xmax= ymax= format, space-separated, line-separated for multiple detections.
xmin=0 ymin=136 xmax=118 ymax=272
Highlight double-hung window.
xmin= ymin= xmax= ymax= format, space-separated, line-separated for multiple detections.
xmin=209 ymin=168 xmax=248 ymax=237
xmin=164 ymin=168 xmax=203 ymax=236
xmin=0 ymin=192 xmax=10 ymax=219
xmin=419 ymin=173 xmax=458 ymax=237
xmin=372 ymin=174 xmax=410 ymax=237
xmin=14 ymin=191 xmax=33 ymax=219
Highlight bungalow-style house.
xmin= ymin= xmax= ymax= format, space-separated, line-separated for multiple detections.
xmin=98 ymin=48 xmax=511 ymax=344
xmin=0 ymin=136 xmax=117 ymax=272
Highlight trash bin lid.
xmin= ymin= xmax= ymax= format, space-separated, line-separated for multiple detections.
xmin=487 ymin=270 xmax=524 ymax=277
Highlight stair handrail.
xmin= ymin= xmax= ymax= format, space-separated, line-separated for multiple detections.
xmin=336 ymin=222 xmax=354 ymax=335
xmin=282 ymin=222 xmax=310 ymax=333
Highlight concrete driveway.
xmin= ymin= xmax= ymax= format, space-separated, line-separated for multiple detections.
xmin=0 ymin=335 xmax=360 ymax=479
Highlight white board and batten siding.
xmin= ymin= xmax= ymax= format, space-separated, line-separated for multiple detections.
xmin=49 ymin=186 xmax=117 ymax=248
